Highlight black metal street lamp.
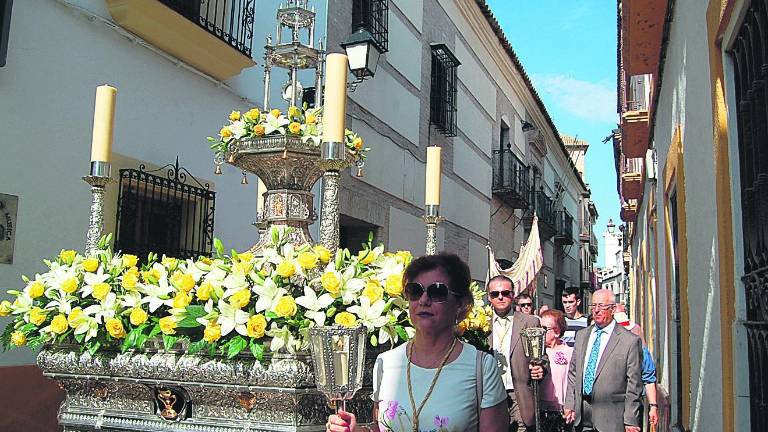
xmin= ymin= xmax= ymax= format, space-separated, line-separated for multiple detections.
xmin=340 ymin=28 xmax=383 ymax=82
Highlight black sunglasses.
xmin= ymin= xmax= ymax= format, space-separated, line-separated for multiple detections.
xmin=518 ymin=302 xmax=533 ymax=308
xmin=404 ymin=282 xmax=457 ymax=303
xmin=489 ymin=290 xmax=512 ymax=299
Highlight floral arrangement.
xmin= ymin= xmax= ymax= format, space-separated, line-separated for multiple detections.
xmin=457 ymin=286 xmax=493 ymax=353
xmin=0 ymin=228 xmax=492 ymax=360
xmin=207 ymin=105 xmax=369 ymax=164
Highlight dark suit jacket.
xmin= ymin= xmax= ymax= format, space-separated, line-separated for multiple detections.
xmin=488 ymin=312 xmax=545 ymax=426
xmin=564 ymin=323 xmax=643 ymax=431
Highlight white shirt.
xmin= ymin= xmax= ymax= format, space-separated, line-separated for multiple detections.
xmin=373 ymin=341 xmax=507 ymax=432
xmin=492 ymin=312 xmax=515 ymax=390
xmin=582 ymin=319 xmax=616 ymax=381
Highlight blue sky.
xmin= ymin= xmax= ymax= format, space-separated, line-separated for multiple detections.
xmin=487 ymin=0 xmax=619 ymax=267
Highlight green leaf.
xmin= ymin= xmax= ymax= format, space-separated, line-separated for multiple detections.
xmin=26 ymin=335 xmax=46 ymax=350
xmin=177 ymin=306 xmax=206 ymax=328
xmin=395 ymin=325 xmax=408 ymax=341
xmin=249 ymin=339 xmax=264 ymax=361
xmin=188 ymin=339 xmax=208 ymax=355
xmin=271 ymin=228 xmax=279 ymax=246
xmin=266 ymin=311 xmax=278 ymax=319
xmin=87 ymin=341 xmax=101 ymax=356
xmin=122 ymin=324 xmax=146 ymax=352
xmin=207 ymin=342 xmax=216 ymax=356
xmin=148 ymin=323 xmax=162 ymax=339
xmin=74 ymin=332 xmax=85 ymax=343
xmin=227 ymin=336 xmax=247 ymax=359
xmin=163 ymin=334 xmax=178 ymax=351
xmin=213 ymin=238 xmax=224 ymax=259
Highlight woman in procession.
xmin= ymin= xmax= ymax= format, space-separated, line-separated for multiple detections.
xmin=538 ymin=309 xmax=574 ymax=432
xmin=326 ymin=253 xmax=509 ymax=432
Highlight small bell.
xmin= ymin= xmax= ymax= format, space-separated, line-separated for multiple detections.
xmin=282 ymin=148 xmax=288 ymax=159
xmin=241 ymin=171 xmax=248 ymax=185
xmin=356 ymin=166 xmax=364 ymax=177
xmin=214 ymin=164 xmax=223 ymax=175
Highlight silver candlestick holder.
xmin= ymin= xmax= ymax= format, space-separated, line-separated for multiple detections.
xmin=521 ymin=327 xmax=547 ymax=432
xmin=423 ymin=204 xmax=444 ymax=255
xmin=307 ymin=325 xmax=367 ymax=412
xmin=318 ymin=141 xmax=351 ymax=256
xmin=83 ymin=161 xmax=115 ymax=256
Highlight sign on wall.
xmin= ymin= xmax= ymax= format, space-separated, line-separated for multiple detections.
xmin=0 ymin=193 xmax=18 ymax=264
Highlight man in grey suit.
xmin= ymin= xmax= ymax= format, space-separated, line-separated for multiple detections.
xmin=487 ymin=276 xmax=546 ymax=432
xmin=564 ymin=289 xmax=643 ymax=432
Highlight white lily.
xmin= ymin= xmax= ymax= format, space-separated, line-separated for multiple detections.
xmin=222 ymin=273 xmax=248 ymax=299
xmin=11 ymin=293 xmax=33 ymax=315
xmin=230 ymin=119 xmax=247 ymax=138
xmin=181 ymin=259 xmax=207 ymax=282
xmin=339 ymin=265 xmax=365 ymax=305
xmin=120 ymin=291 xmax=143 ymax=309
xmin=73 ymin=314 xmax=99 ymax=342
xmin=43 ymin=262 xmax=79 ymax=293
xmin=80 ymin=267 xmax=110 ymax=298
xmin=139 ymin=275 xmax=173 ymax=312
xmin=263 ymin=112 xmax=289 ymax=135
xmin=347 ymin=297 xmax=388 ymax=331
xmin=266 ymin=322 xmax=299 ymax=353
xmin=252 ymin=277 xmax=287 ymax=312
xmin=376 ymin=254 xmax=404 ymax=282
xmin=217 ymin=299 xmax=248 ymax=337
xmin=195 ymin=300 xmax=218 ymax=327
xmin=46 ymin=289 xmax=76 ymax=315
xmin=295 ymin=286 xmax=335 ymax=326
xmin=83 ymin=292 xmax=118 ymax=324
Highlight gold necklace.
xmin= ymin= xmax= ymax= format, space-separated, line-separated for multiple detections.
xmin=406 ymin=338 xmax=458 ymax=432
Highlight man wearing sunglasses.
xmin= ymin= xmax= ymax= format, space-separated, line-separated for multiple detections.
xmin=487 ymin=275 xmax=547 ymax=432
xmin=563 ymin=289 xmax=643 ymax=432
xmin=515 ymin=293 xmax=534 ymax=315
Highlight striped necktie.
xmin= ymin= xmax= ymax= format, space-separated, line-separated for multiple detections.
xmin=583 ymin=328 xmax=603 ymax=395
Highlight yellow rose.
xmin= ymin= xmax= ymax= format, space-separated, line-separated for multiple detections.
xmin=288 ymin=121 xmax=302 ymax=135
xmin=122 ymin=272 xmax=139 ymax=290
xmin=122 ymin=254 xmax=139 ymax=268
xmin=220 ymin=126 xmax=232 ymax=138
xmin=270 ymin=109 xmax=281 ymax=118
xmin=334 ymin=311 xmax=357 ymax=327
xmin=314 ymin=245 xmax=331 ymax=263
xmin=162 ymin=256 xmax=178 ymax=268
xmin=276 ymin=260 xmax=295 ymax=278
xmin=142 ymin=268 xmax=161 ymax=284
xmin=10 ymin=331 xmax=26 ymax=346
xmin=236 ymin=252 xmax=254 ymax=263
xmin=61 ymin=277 xmax=79 ymax=294
xmin=28 ymin=281 xmax=45 ymax=299
xmin=0 ymin=300 xmax=12 ymax=316
xmin=229 ymin=110 xmax=241 ymax=121
xmin=59 ymin=249 xmax=77 ymax=265
xmin=246 ymin=314 xmax=267 ymax=338
xmin=180 ymin=274 xmax=195 ymax=292
xmin=457 ymin=319 xmax=469 ymax=336
xmin=306 ymin=113 xmax=317 ymax=124
xmin=288 ymin=105 xmax=300 ymax=118
xmin=172 ymin=291 xmax=192 ymax=309
xmin=385 ymin=274 xmax=403 ymax=296
xmin=321 ymin=272 xmax=341 ymax=295
xmin=200 ymin=256 xmax=213 ymax=265
xmin=92 ymin=282 xmax=111 ymax=300
xmin=252 ymin=124 xmax=266 ymax=136
xmin=297 ymin=252 xmax=318 ymax=270
xmin=203 ymin=322 xmax=222 ymax=343
xmin=362 ymin=282 xmax=383 ymax=304
xmin=395 ymin=251 xmax=412 ymax=265
xmin=130 ymin=307 xmax=148 ymax=326
xmin=82 ymin=258 xmax=99 ymax=272
xmin=29 ymin=307 xmax=47 ymax=326
xmin=244 ymin=108 xmax=260 ymax=122
xmin=68 ymin=308 xmax=84 ymax=328
xmin=169 ymin=271 xmax=185 ymax=290
xmin=197 ymin=281 xmax=214 ymax=301
xmin=50 ymin=314 xmax=68 ymax=334
xmin=353 ymin=136 xmax=364 ymax=150
xmin=357 ymin=249 xmax=375 ymax=265
xmin=274 ymin=296 xmax=297 ymax=318
xmin=106 ymin=318 xmax=126 ymax=339
xmin=229 ymin=289 xmax=251 ymax=309
xmin=159 ymin=316 xmax=177 ymax=335
xmin=233 ymin=261 xmax=254 ymax=275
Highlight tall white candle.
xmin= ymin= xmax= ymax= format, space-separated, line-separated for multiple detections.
xmin=425 ymin=146 xmax=442 ymax=205
xmin=90 ymin=85 xmax=117 ymax=162
xmin=322 ymin=54 xmax=349 ymax=143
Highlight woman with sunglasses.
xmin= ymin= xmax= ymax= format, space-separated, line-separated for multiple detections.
xmin=326 ymin=253 xmax=509 ymax=432
xmin=538 ymin=310 xmax=574 ymax=432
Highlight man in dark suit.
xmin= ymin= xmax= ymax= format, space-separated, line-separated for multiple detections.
xmin=564 ymin=289 xmax=643 ymax=432
xmin=487 ymin=275 xmax=546 ymax=432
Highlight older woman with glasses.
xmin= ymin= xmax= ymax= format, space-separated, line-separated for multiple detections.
xmin=326 ymin=253 xmax=509 ymax=432
xmin=539 ymin=310 xmax=574 ymax=431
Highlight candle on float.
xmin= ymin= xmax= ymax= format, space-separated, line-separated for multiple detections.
xmin=90 ymin=85 xmax=118 ymax=162
xmin=425 ymin=146 xmax=442 ymax=205
xmin=332 ymin=350 xmax=350 ymax=386
xmin=322 ymin=53 xmax=349 ymax=143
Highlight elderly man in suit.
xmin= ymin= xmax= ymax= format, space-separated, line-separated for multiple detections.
xmin=487 ymin=275 xmax=546 ymax=432
xmin=564 ymin=289 xmax=643 ymax=432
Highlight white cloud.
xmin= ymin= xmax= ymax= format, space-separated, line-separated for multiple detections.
xmin=532 ymin=74 xmax=617 ymax=124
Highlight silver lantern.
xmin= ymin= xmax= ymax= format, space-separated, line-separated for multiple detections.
xmin=307 ymin=325 xmax=367 ymax=411
xmin=521 ymin=326 xmax=547 ymax=432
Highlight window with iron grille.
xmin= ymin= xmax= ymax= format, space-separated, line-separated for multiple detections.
xmin=352 ymin=0 xmax=388 ymax=52
xmin=115 ymin=160 xmax=216 ymax=260
xmin=430 ymin=44 xmax=460 ymax=137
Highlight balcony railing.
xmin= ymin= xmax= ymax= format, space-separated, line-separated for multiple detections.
xmin=492 ymin=149 xmax=530 ymax=209
xmin=159 ymin=0 xmax=255 ymax=57
xmin=620 ymin=153 xmax=644 ymax=200
xmin=527 ymin=190 xmax=557 ymax=240
xmin=554 ymin=210 xmax=574 ymax=245
xmin=624 ymin=73 xmax=652 ymax=113
xmin=590 ymin=231 xmax=598 ymax=254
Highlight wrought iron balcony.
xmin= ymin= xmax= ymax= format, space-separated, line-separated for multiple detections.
xmin=524 ymin=190 xmax=557 ymax=240
xmin=492 ymin=149 xmax=530 ymax=209
xmin=590 ymin=231 xmax=598 ymax=254
xmin=106 ymin=0 xmax=256 ymax=80
xmin=554 ymin=209 xmax=574 ymax=245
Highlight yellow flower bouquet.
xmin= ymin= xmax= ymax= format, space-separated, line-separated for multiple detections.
xmin=0 ymin=228 xmax=416 ymax=360
xmin=207 ymin=105 xmax=369 ymax=165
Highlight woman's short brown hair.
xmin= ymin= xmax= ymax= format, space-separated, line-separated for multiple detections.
xmin=402 ymin=253 xmax=473 ymax=305
xmin=541 ymin=309 xmax=567 ymax=336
